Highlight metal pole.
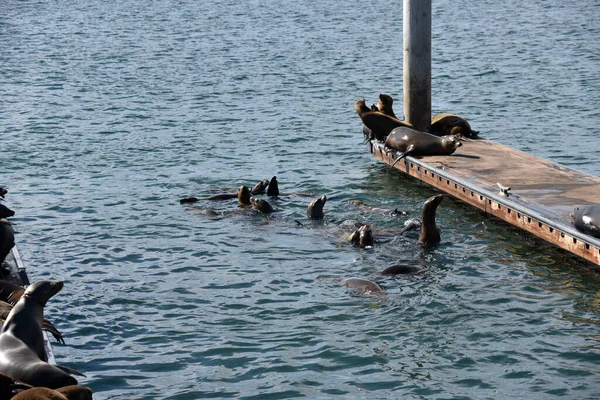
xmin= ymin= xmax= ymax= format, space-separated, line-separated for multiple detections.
xmin=403 ymin=0 xmax=431 ymax=132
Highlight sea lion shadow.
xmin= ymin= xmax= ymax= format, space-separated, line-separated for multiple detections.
xmin=452 ymin=154 xmax=480 ymax=159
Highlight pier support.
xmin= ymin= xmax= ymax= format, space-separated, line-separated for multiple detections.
xmin=403 ymin=0 xmax=431 ymax=132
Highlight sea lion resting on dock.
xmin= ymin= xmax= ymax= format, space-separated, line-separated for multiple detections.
xmin=0 ymin=281 xmax=84 ymax=389
xmin=385 ymin=126 xmax=462 ymax=166
xmin=431 ymin=113 xmax=478 ymax=139
xmin=11 ymin=385 xmax=93 ymax=400
xmin=355 ymin=98 xmax=413 ymax=141
xmin=0 ymin=220 xmax=15 ymax=268
xmin=572 ymin=204 xmax=600 ymax=239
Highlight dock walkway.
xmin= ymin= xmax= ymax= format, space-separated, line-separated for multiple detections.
xmin=370 ymin=139 xmax=600 ymax=266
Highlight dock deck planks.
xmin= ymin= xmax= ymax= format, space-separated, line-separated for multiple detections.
xmin=370 ymin=138 xmax=600 ymax=266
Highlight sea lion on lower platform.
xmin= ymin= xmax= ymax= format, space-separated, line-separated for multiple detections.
xmin=572 ymin=204 xmax=600 ymax=239
xmin=12 ymin=385 xmax=93 ymax=400
xmin=0 ymin=281 xmax=83 ymax=389
xmin=431 ymin=113 xmax=478 ymax=139
xmin=385 ymin=127 xmax=462 ymax=165
xmin=0 ymin=205 xmax=14 ymax=219
xmin=376 ymin=94 xmax=398 ymax=119
xmin=355 ymin=98 xmax=413 ymax=141
xmin=341 ymin=278 xmax=386 ymax=296
xmin=307 ymin=196 xmax=327 ymax=219
xmin=348 ymin=224 xmax=374 ymax=248
xmin=0 ymin=220 xmax=15 ymax=267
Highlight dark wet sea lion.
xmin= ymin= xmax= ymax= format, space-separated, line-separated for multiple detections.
xmin=0 ymin=281 xmax=82 ymax=389
xmin=572 ymin=204 xmax=600 ymax=238
xmin=385 ymin=127 xmax=462 ymax=165
xmin=0 ymin=205 xmax=14 ymax=219
xmin=376 ymin=93 xmax=397 ymax=118
xmin=348 ymin=224 xmax=374 ymax=248
xmin=380 ymin=264 xmax=420 ymax=275
xmin=0 ymin=220 xmax=15 ymax=267
xmin=419 ymin=194 xmax=444 ymax=244
xmin=307 ymin=195 xmax=327 ymax=219
xmin=0 ymin=280 xmax=25 ymax=305
xmin=0 ymin=300 xmax=65 ymax=344
xmin=355 ymin=98 xmax=413 ymax=141
xmin=342 ymin=278 xmax=386 ymax=295
xmin=237 ymin=185 xmax=252 ymax=206
xmin=250 ymin=197 xmax=274 ymax=214
xmin=0 ymin=188 xmax=6 ymax=199
xmin=0 ymin=371 xmax=32 ymax=399
xmin=431 ymin=113 xmax=478 ymax=139
xmin=251 ymin=179 xmax=269 ymax=195
xmin=179 ymin=179 xmax=272 ymax=204
xmin=267 ymin=176 xmax=280 ymax=197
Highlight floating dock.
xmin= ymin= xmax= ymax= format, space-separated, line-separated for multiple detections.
xmin=369 ymin=139 xmax=600 ymax=266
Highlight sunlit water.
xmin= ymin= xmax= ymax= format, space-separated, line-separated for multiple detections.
xmin=1 ymin=0 xmax=599 ymax=399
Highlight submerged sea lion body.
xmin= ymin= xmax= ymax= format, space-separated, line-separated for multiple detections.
xmin=385 ymin=127 xmax=462 ymax=164
xmin=572 ymin=204 xmax=600 ymax=238
xmin=342 ymin=278 xmax=385 ymax=295
xmin=349 ymin=200 xmax=404 ymax=217
xmin=355 ymin=99 xmax=412 ymax=141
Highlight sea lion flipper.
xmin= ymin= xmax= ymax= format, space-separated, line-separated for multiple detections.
xmin=54 ymin=364 xmax=87 ymax=377
xmin=391 ymin=146 xmax=414 ymax=167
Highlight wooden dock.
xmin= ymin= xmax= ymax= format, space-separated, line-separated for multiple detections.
xmin=369 ymin=138 xmax=600 ymax=266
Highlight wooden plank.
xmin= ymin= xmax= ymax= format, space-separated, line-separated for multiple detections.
xmin=370 ymin=138 xmax=600 ymax=266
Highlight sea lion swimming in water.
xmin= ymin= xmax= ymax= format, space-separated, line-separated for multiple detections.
xmin=341 ymin=277 xmax=386 ymax=296
xmin=349 ymin=200 xmax=405 ymax=217
xmin=348 ymin=224 xmax=374 ymax=248
xmin=0 ymin=281 xmax=84 ymax=388
xmin=355 ymin=98 xmax=413 ymax=142
xmin=0 ymin=205 xmax=14 ymax=219
xmin=250 ymin=197 xmax=274 ymax=214
xmin=417 ymin=194 xmax=445 ymax=244
xmin=0 ymin=188 xmax=7 ymax=199
xmin=307 ymin=196 xmax=327 ymax=219
xmin=385 ymin=126 xmax=462 ymax=166
xmin=179 ymin=179 xmax=270 ymax=204
xmin=572 ymin=204 xmax=600 ymax=238
xmin=0 ymin=220 xmax=15 ymax=268
xmin=266 ymin=176 xmax=314 ymax=198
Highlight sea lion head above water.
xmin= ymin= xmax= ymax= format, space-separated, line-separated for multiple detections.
xmin=251 ymin=179 xmax=269 ymax=195
xmin=237 ymin=185 xmax=252 ymax=206
xmin=307 ymin=195 xmax=327 ymax=219
xmin=250 ymin=197 xmax=274 ymax=214
xmin=348 ymin=224 xmax=374 ymax=248
xmin=0 ymin=204 xmax=14 ymax=219
xmin=267 ymin=176 xmax=279 ymax=197
xmin=419 ymin=194 xmax=444 ymax=244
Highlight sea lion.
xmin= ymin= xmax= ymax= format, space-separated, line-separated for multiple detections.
xmin=307 ymin=196 xmax=327 ymax=219
xmin=250 ymin=197 xmax=274 ymax=214
xmin=0 ymin=280 xmax=25 ymax=305
xmin=376 ymin=93 xmax=398 ymax=118
xmin=349 ymin=200 xmax=405 ymax=216
xmin=418 ymin=194 xmax=444 ymax=244
xmin=341 ymin=278 xmax=386 ymax=295
xmin=179 ymin=179 xmax=271 ymax=204
xmin=380 ymin=264 xmax=420 ymax=275
xmin=0 ymin=281 xmax=82 ymax=389
xmin=348 ymin=224 xmax=374 ymax=248
xmin=267 ymin=176 xmax=280 ymax=197
xmin=572 ymin=204 xmax=600 ymax=238
xmin=385 ymin=126 xmax=462 ymax=165
xmin=0 ymin=300 xmax=65 ymax=344
xmin=0 ymin=371 xmax=32 ymax=399
xmin=12 ymin=385 xmax=93 ymax=400
xmin=0 ymin=187 xmax=6 ymax=199
xmin=0 ymin=205 xmax=14 ymax=219
xmin=0 ymin=220 xmax=15 ymax=267
xmin=250 ymin=179 xmax=269 ymax=195
xmin=355 ymin=98 xmax=413 ymax=141
xmin=237 ymin=185 xmax=252 ymax=206
xmin=431 ymin=113 xmax=478 ymax=139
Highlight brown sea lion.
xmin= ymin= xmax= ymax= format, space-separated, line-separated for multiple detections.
xmin=355 ymin=98 xmax=413 ymax=141
xmin=179 ymin=179 xmax=271 ymax=204
xmin=431 ymin=113 xmax=478 ymax=139
xmin=341 ymin=278 xmax=386 ymax=295
xmin=385 ymin=127 xmax=462 ymax=166
xmin=0 ymin=280 xmax=25 ymax=305
xmin=307 ymin=196 xmax=327 ymax=219
xmin=0 ymin=300 xmax=65 ymax=344
xmin=0 ymin=281 xmax=84 ymax=389
xmin=572 ymin=204 xmax=600 ymax=238
xmin=11 ymin=387 xmax=69 ymax=400
xmin=237 ymin=185 xmax=252 ymax=206
xmin=418 ymin=194 xmax=444 ymax=244
xmin=250 ymin=179 xmax=269 ymax=195
xmin=0 ymin=205 xmax=14 ymax=219
xmin=0 ymin=220 xmax=15 ymax=267
xmin=250 ymin=197 xmax=274 ymax=214
xmin=348 ymin=224 xmax=374 ymax=248
xmin=55 ymin=385 xmax=93 ymax=400
xmin=376 ymin=93 xmax=398 ymax=118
